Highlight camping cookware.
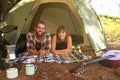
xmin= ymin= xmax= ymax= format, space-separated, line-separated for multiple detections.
xmin=6 ymin=45 xmax=16 ymax=60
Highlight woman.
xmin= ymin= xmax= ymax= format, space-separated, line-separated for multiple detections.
xmin=51 ymin=26 xmax=72 ymax=55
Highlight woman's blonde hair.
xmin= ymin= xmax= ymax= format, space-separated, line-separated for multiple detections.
xmin=56 ymin=26 xmax=69 ymax=43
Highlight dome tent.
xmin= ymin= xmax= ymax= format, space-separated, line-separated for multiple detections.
xmin=0 ymin=0 xmax=108 ymax=56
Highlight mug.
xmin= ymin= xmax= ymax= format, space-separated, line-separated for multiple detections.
xmin=25 ymin=64 xmax=37 ymax=75
xmin=6 ymin=68 xmax=18 ymax=79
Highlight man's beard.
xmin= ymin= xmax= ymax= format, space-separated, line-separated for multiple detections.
xmin=36 ymin=31 xmax=45 ymax=37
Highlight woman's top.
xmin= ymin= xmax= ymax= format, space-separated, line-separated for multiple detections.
xmin=56 ymin=42 xmax=67 ymax=50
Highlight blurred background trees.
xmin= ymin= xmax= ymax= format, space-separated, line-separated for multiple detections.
xmin=0 ymin=0 xmax=21 ymax=22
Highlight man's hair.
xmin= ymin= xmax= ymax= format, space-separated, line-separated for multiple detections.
xmin=35 ymin=20 xmax=45 ymax=27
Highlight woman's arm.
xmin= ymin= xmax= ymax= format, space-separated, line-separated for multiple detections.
xmin=51 ymin=35 xmax=57 ymax=54
xmin=51 ymin=35 xmax=72 ymax=55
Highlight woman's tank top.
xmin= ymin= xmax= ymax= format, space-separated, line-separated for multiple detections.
xmin=56 ymin=42 xmax=67 ymax=50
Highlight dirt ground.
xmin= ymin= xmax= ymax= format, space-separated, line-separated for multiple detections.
xmin=0 ymin=43 xmax=120 ymax=80
xmin=34 ymin=43 xmax=120 ymax=80
xmin=27 ymin=62 xmax=120 ymax=80
xmin=77 ymin=42 xmax=120 ymax=80
xmin=1 ymin=62 xmax=120 ymax=80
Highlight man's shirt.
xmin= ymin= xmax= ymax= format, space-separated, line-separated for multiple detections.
xmin=26 ymin=32 xmax=51 ymax=51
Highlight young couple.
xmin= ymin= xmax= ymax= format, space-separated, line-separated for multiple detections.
xmin=26 ymin=21 xmax=72 ymax=58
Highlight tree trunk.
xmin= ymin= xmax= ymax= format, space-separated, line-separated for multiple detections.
xmin=1 ymin=0 xmax=8 ymax=22
xmin=0 ymin=0 xmax=2 ymax=22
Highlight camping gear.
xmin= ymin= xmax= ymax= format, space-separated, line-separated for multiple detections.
xmin=4 ymin=44 xmax=18 ymax=70
xmin=99 ymin=50 xmax=120 ymax=68
xmin=0 ymin=25 xmax=17 ymax=58
xmin=0 ymin=0 xmax=108 ymax=56
xmin=25 ymin=64 xmax=37 ymax=75
xmin=0 ymin=26 xmax=16 ymax=69
xmin=0 ymin=26 xmax=22 ymax=70
xmin=0 ymin=54 xmax=4 ymax=69
xmin=6 ymin=68 xmax=18 ymax=79
xmin=70 ymin=54 xmax=115 ymax=74
xmin=6 ymin=45 xmax=16 ymax=60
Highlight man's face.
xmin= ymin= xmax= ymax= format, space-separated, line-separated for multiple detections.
xmin=35 ymin=23 xmax=46 ymax=36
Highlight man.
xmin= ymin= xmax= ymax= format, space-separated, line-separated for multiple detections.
xmin=26 ymin=21 xmax=51 ymax=57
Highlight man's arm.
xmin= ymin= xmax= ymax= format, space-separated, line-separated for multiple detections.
xmin=37 ymin=33 xmax=51 ymax=57
xmin=44 ymin=33 xmax=51 ymax=53
xmin=26 ymin=32 xmax=38 ymax=55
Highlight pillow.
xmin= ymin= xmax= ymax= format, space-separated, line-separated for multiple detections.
xmin=72 ymin=45 xmax=82 ymax=54
xmin=72 ymin=45 xmax=83 ymax=59
xmin=70 ymin=34 xmax=83 ymax=45
xmin=72 ymin=45 xmax=91 ymax=60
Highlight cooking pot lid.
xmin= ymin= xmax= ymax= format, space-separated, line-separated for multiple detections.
xmin=102 ymin=50 xmax=120 ymax=60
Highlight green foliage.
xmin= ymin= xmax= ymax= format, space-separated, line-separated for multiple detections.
xmin=8 ymin=0 xmax=21 ymax=10
xmin=99 ymin=15 xmax=120 ymax=20
xmin=99 ymin=15 xmax=120 ymax=43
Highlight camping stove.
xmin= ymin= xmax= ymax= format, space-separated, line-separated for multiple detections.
xmin=4 ymin=45 xmax=17 ymax=68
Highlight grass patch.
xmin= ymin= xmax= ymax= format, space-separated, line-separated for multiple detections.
xmin=99 ymin=15 xmax=120 ymax=43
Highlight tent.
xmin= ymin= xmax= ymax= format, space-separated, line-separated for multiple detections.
xmin=0 ymin=0 xmax=108 ymax=56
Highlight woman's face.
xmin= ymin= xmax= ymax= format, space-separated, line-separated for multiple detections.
xmin=58 ymin=30 xmax=66 ymax=41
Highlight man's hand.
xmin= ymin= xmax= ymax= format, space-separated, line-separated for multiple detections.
xmin=38 ymin=48 xmax=46 ymax=57
xmin=28 ymin=49 xmax=38 ymax=55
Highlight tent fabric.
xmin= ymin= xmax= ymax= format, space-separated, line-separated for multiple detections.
xmin=75 ymin=0 xmax=107 ymax=52
xmin=0 ymin=0 xmax=108 ymax=56
xmin=0 ymin=0 xmax=35 ymax=44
